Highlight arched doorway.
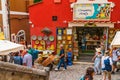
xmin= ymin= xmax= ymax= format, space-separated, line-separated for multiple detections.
xmin=16 ymin=30 xmax=26 ymax=45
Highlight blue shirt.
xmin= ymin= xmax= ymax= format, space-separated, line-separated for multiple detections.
xmin=13 ymin=56 xmax=22 ymax=65
xmin=60 ymin=49 xmax=65 ymax=59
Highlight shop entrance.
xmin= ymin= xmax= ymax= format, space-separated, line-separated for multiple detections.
xmin=74 ymin=27 xmax=108 ymax=59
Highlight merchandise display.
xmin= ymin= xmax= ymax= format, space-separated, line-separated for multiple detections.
xmin=38 ymin=36 xmax=42 ymax=40
xmin=31 ymin=35 xmax=37 ymax=40
xmin=56 ymin=28 xmax=73 ymax=56
xmin=49 ymin=36 xmax=54 ymax=41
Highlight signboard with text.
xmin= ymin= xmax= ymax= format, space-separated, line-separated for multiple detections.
xmin=73 ymin=3 xmax=111 ymax=20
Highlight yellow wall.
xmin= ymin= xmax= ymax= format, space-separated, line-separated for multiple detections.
xmin=9 ymin=0 xmax=28 ymax=12
xmin=0 ymin=1 xmax=1 ymax=10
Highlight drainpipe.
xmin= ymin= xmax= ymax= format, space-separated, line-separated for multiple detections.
xmin=1 ymin=0 xmax=10 ymax=40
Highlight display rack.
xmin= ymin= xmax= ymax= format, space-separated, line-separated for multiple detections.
xmin=56 ymin=28 xmax=73 ymax=56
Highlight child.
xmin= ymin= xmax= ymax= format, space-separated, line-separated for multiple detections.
xmin=79 ymin=67 xmax=94 ymax=80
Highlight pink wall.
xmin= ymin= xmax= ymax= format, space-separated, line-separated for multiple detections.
xmin=29 ymin=0 xmax=120 ymax=48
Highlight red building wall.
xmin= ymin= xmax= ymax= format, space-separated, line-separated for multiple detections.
xmin=29 ymin=0 xmax=120 ymax=48
xmin=29 ymin=0 xmax=72 ymax=48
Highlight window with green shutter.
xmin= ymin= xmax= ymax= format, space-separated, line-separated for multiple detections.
xmin=34 ymin=0 xmax=42 ymax=3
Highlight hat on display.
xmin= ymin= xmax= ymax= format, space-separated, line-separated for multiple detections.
xmin=95 ymin=48 xmax=101 ymax=52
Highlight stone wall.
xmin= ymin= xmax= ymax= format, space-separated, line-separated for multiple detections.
xmin=0 ymin=61 xmax=49 ymax=80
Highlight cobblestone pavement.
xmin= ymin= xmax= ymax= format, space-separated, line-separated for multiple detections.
xmin=49 ymin=62 xmax=120 ymax=80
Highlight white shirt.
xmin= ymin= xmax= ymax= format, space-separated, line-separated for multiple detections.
xmin=23 ymin=53 xmax=32 ymax=68
xmin=101 ymin=56 xmax=113 ymax=69
xmin=112 ymin=50 xmax=118 ymax=61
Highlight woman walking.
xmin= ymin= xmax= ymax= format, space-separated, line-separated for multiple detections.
xmin=92 ymin=48 xmax=102 ymax=75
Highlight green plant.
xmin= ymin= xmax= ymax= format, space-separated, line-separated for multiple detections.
xmin=34 ymin=0 xmax=42 ymax=3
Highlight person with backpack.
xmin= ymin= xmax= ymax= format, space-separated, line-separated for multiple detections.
xmin=79 ymin=67 xmax=95 ymax=80
xmin=111 ymin=47 xmax=119 ymax=74
xmin=101 ymin=50 xmax=113 ymax=80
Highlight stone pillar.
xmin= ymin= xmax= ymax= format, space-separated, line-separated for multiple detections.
xmin=1 ymin=0 xmax=10 ymax=40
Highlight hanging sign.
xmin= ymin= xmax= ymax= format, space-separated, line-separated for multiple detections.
xmin=73 ymin=3 xmax=111 ymax=20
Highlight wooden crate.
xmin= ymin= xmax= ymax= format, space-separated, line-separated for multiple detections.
xmin=42 ymin=55 xmax=55 ymax=66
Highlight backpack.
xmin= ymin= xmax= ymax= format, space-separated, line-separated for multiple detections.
xmin=79 ymin=75 xmax=84 ymax=80
xmin=102 ymin=57 xmax=112 ymax=71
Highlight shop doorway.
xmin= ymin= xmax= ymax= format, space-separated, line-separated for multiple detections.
xmin=74 ymin=27 xmax=108 ymax=58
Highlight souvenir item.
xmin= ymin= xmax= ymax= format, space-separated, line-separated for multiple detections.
xmin=50 ymin=45 xmax=55 ymax=50
xmin=62 ymin=40 xmax=66 ymax=44
xmin=35 ymin=40 xmax=39 ymax=44
xmin=49 ymin=36 xmax=54 ymax=41
xmin=38 ymin=46 xmax=43 ymax=50
xmin=38 ymin=36 xmax=42 ymax=40
xmin=67 ymin=35 xmax=72 ymax=40
xmin=33 ymin=45 xmax=37 ymax=49
xmin=58 ymin=40 xmax=61 ymax=44
xmin=66 ymin=29 xmax=72 ymax=35
xmin=62 ymin=36 xmax=66 ymax=40
xmin=68 ymin=41 xmax=72 ymax=44
xmin=63 ymin=29 xmax=66 ymax=34
xmin=43 ymin=35 xmax=48 ymax=40
xmin=57 ymin=36 xmax=62 ymax=40
xmin=40 ymin=40 xmax=45 ymax=45
xmin=110 ymin=29 xmax=114 ymax=34
xmin=109 ymin=34 xmax=114 ymax=38
xmin=31 ymin=35 xmax=37 ymax=40
xmin=57 ymin=29 xmax=63 ymax=35
xmin=46 ymin=40 xmax=51 ymax=45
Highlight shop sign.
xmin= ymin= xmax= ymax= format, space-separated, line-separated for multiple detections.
xmin=73 ymin=3 xmax=111 ymax=20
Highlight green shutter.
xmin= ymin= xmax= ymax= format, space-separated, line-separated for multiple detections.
xmin=34 ymin=0 xmax=42 ymax=3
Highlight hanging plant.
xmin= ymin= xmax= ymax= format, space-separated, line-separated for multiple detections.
xmin=41 ymin=27 xmax=52 ymax=35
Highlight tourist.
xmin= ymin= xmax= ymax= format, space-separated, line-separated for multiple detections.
xmin=111 ymin=47 xmax=118 ymax=74
xmin=9 ymin=52 xmax=14 ymax=63
xmin=101 ymin=50 xmax=113 ymax=80
xmin=23 ymin=49 xmax=32 ymax=68
xmin=79 ymin=67 xmax=95 ymax=80
xmin=92 ymin=48 xmax=102 ymax=75
xmin=116 ymin=48 xmax=120 ymax=72
xmin=55 ymin=44 xmax=67 ymax=70
xmin=13 ymin=51 xmax=23 ymax=65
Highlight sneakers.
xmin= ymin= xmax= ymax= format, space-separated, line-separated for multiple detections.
xmin=55 ymin=68 xmax=58 ymax=71
xmin=63 ymin=69 xmax=66 ymax=71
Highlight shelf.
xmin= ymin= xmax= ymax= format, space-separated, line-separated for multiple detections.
xmin=86 ymin=40 xmax=100 ymax=42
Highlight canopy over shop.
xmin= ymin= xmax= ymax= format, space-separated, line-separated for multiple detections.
xmin=111 ymin=31 xmax=120 ymax=48
xmin=0 ymin=40 xmax=24 ymax=56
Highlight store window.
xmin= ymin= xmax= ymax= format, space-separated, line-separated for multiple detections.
xmin=16 ymin=30 xmax=26 ymax=44
xmin=74 ymin=27 xmax=108 ymax=54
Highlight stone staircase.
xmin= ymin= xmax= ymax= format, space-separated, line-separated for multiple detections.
xmin=78 ymin=53 xmax=94 ymax=62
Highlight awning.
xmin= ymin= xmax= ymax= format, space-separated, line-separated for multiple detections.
xmin=0 ymin=40 xmax=24 ymax=55
xmin=111 ymin=31 xmax=120 ymax=48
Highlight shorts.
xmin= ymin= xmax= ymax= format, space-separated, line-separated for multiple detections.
xmin=113 ymin=61 xmax=117 ymax=66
